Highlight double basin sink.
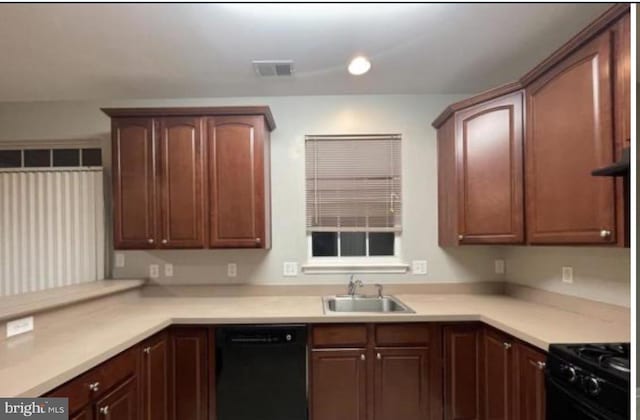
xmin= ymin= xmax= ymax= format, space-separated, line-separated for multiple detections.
xmin=323 ymin=295 xmax=414 ymax=314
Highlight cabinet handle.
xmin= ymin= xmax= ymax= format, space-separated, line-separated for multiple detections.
xmin=255 ymin=237 xmax=261 ymax=245
xmin=458 ymin=234 xmax=464 ymax=240
xmin=148 ymin=239 xmax=154 ymax=244
xmin=503 ymin=342 xmax=512 ymax=350
xmin=376 ymin=353 xmax=381 ymax=360
xmin=143 ymin=346 xmax=151 ymax=355
xmin=536 ymin=361 xmax=546 ymax=370
xmin=162 ymin=239 xmax=168 ymax=244
xmin=88 ymin=382 xmax=100 ymax=392
xmin=100 ymin=405 xmax=109 ymax=416
xmin=360 ymin=354 xmax=366 ymax=361
xmin=600 ymin=229 xmax=611 ymax=238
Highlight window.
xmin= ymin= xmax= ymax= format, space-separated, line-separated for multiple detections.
xmin=304 ymin=134 xmax=406 ymax=273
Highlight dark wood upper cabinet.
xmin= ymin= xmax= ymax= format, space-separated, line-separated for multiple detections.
xmin=373 ymin=347 xmax=432 ymax=420
xmin=169 ymin=327 xmax=209 ymax=420
xmin=310 ymin=349 xmax=368 ymax=420
xmin=104 ymin=106 xmax=274 ymax=250
xmin=483 ymin=328 xmax=514 ymax=420
xmin=526 ymin=30 xmax=616 ymax=245
xmin=453 ymin=92 xmax=524 ymax=245
xmin=515 ymin=343 xmax=546 ymax=420
xmin=157 ymin=117 xmax=205 ymax=248
xmin=140 ymin=331 xmax=169 ymax=420
xmin=94 ymin=376 xmax=138 ymax=420
xmin=207 ymin=116 xmax=271 ymax=248
xmin=112 ymin=118 xmax=156 ymax=249
xmin=433 ymin=5 xmax=629 ymax=247
xmin=443 ymin=324 xmax=482 ymax=420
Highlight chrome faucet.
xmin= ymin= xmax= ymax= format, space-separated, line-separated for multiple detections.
xmin=374 ymin=283 xmax=383 ymax=299
xmin=347 ymin=274 xmax=363 ymax=297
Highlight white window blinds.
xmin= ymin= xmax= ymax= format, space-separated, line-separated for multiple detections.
xmin=305 ymin=134 xmax=402 ymax=232
xmin=0 ymin=168 xmax=105 ymax=296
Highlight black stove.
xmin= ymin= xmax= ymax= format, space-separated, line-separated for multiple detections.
xmin=546 ymin=343 xmax=630 ymax=420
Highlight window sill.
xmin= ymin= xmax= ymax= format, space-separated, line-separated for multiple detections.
xmin=301 ymin=261 xmax=410 ymax=274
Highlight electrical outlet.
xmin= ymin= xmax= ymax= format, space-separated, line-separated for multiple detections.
xmin=114 ymin=253 xmax=125 ymax=268
xmin=149 ymin=264 xmax=160 ymax=279
xmin=164 ymin=264 xmax=174 ymax=277
xmin=7 ymin=316 xmax=34 ymax=338
xmin=412 ymin=260 xmax=427 ymax=275
xmin=227 ymin=263 xmax=237 ymax=278
xmin=562 ymin=266 xmax=573 ymax=284
xmin=283 ymin=262 xmax=298 ymax=277
xmin=494 ymin=259 xmax=505 ymax=275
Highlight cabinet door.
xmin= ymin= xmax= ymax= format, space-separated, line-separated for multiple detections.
xmin=157 ymin=117 xmax=205 ymax=248
xmin=71 ymin=407 xmax=93 ymax=420
xmin=112 ymin=118 xmax=156 ymax=249
xmin=483 ymin=328 xmax=514 ymax=420
xmin=207 ymin=116 xmax=268 ymax=248
xmin=515 ymin=344 xmax=546 ymax=420
xmin=444 ymin=325 xmax=482 ymax=420
xmin=526 ymin=31 xmax=616 ymax=244
xmin=141 ymin=331 xmax=169 ymax=420
xmin=613 ymin=13 xmax=630 ymax=150
xmin=455 ymin=92 xmax=524 ymax=244
xmin=94 ymin=376 xmax=138 ymax=420
xmin=310 ymin=349 xmax=367 ymax=420
xmin=170 ymin=327 xmax=209 ymax=420
xmin=374 ymin=347 xmax=435 ymax=420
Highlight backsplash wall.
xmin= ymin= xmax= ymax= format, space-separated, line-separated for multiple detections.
xmin=0 ymin=94 xmax=630 ymax=306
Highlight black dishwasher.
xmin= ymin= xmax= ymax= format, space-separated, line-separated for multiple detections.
xmin=215 ymin=325 xmax=308 ymax=420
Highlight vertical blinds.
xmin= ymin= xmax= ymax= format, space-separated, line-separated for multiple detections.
xmin=0 ymin=169 xmax=105 ymax=297
xmin=305 ymin=134 xmax=402 ymax=232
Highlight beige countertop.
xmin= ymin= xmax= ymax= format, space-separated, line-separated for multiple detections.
xmin=0 ymin=293 xmax=629 ymax=398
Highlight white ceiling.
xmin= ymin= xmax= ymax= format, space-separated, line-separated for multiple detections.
xmin=0 ymin=3 xmax=611 ymax=102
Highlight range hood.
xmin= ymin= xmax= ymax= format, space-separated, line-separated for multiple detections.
xmin=592 ymin=147 xmax=630 ymax=176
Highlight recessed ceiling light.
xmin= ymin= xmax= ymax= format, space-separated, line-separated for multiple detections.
xmin=348 ymin=56 xmax=371 ymax=76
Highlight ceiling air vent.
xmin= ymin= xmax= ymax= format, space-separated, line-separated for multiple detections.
xmin=253 ymin=60 xmax=294 ymax=77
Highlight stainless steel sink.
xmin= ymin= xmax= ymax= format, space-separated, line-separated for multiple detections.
xmin=323 ymin=295 xmax=414 ymax=314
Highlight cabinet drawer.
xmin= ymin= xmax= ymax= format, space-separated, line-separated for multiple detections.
xmin=375 ymin=323 xmax=432 ymax=346
xmin=311 ymin=325 xmax=368 ymax=348
xmin=47 ymin=347 xmax=138 ymax=414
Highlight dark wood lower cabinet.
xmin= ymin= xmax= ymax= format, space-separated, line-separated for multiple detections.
xmin=169 ymin=327 xmax=209 ymax=420
xmin=374 ymin=347 xmax=432 ymax=420
xmin=483 ymin=328 xmax=515 ymax=420
xmin=515 ymin=343 xmax=546 ymax=420
xmin=310 ymin=349 xmax=368 ymax=420
xmin=95 ymin=376 xmax=138 ymax=420
xmin=443 ymin=324 xmax=482 ymax=420
xmin=70 ymin=408 xmax=93 ymax=420
xmin=140 ymin=331 xmax=169 ymax=420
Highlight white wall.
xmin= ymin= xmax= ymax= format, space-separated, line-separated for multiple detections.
xmin=0 ymin=94 xmax=630 ymax=306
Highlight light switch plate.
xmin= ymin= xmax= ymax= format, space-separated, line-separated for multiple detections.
xmin=7 ymin=316 xmax=34 ymax=338
xmin=114 ymin=253 xmax=125 ymax=268
xmin=227 ymin=263 xmax=238 ymax=278
xmin=494 ymin=259 xmax=505 ymax=275
xmin=283 ymin=262 xmax=298 ymax=277
xmin=149 ymin=264 xmax=160 ymax=279
xmin=164 ymin=264 xmax=174 ymax=277
xmin=562 ymin=266 xmax=573 ymax=284
xmin=412 ymin=260 xmax=427 ymax=275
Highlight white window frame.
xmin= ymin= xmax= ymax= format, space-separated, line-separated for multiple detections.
xmin=302 ymin=231 xmax=409 ymax=274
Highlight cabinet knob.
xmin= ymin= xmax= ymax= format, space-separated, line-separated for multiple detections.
xmin=458 ymin=234 xmax=464 ymax=240
xmin=88 ymin=382 xmax=100 ymax=392
xmin=503 ymin=342 xmax=512 ymax=350
xmin=100 ymin=405 xmax=109 ymax=416
xmin=600 ymin=229 xmax=611 ymax=238
xmin=143 ymin=346 xmax=151 ymax=355
xmin=360 ymin=354 xmax=366 ymax=361
xmin=148 ymin=239 xmax=154 ymax=244
xmin=255 ymin=237 xmax=261 ymax=244
xmin=376 ymin=353 xmax=382 ymax=360
xmin=536 ymin=361 xmax=546 ymax=370
xmin=162 ymin=239 xmax=168 ymax=244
